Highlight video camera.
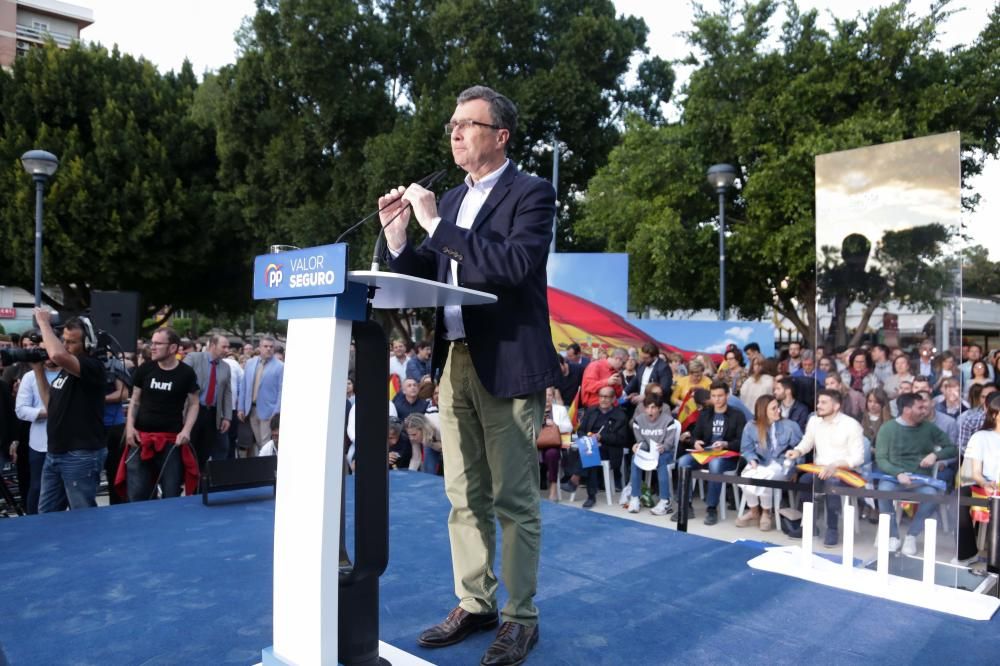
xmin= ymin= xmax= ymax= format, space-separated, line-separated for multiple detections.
xmin=0 ymin=311 xmax=112 ymax=367
xmin=0 ymin=347 xmax=49 ymax=365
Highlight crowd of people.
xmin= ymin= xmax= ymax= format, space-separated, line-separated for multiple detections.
xmin=6 ymin=318 xmax=1000 ymax=569
xmin=376 ymin=335 xmax=1000 ymax=566
xmin=0 ymin=315 xmax=285 ymax=514
xmin=558 ymin=339 xmax=1000 ymax=562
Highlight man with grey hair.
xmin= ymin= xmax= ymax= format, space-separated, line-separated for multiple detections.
xmin=238 ymin=335 xmax=283 ymax=457
xmin=379 ymin=85 xmax=557 ymax=664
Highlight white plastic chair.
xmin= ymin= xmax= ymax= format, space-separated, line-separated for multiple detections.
xmin=569 ymin=460 xmax=613 ymax=506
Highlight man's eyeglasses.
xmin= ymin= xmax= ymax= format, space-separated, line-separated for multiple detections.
xmin=444 ymin=119 xmax=500 ymax=136
xmin=598 ymin=393 xmax=615 ymax=399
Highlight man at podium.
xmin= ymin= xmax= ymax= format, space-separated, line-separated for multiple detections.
xmin=379 ymin=85 xmax=559 ymax=666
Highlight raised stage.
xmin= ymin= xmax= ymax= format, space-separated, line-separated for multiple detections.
xmin=1 ymin=472 xmax=998 ymax=665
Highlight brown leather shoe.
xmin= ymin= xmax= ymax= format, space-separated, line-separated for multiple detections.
xmin=417 ymin=606 xmax=499 ymax=648
xmin=480 ymin=621 xmax=539 ymax=666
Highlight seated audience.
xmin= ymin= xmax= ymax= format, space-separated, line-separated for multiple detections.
xmin=627 ymin=394 xmax=680 ymax=516
xmin=736 ymin=395 xmax=803 ymax=531
xmin=538 ymin=387 xmax=572 ymax=500
xmin=874 ymin=393 xmax=957 ymax=555
xmin=562 ymin=387 xmax=628 ymax=508
xmin=956 ymin=393 xmax=1000 ymax=564
xmin=673 ymin=381 xmax=747 ymax=526
xmin=259 ymin=414 xmax=280 ymax=456
xmin=404 ymin=412 xmax=441 ymax=474
xmin=785 ymin=389 xmax=865 ymax=547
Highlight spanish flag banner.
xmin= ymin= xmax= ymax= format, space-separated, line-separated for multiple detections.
xmin=795 ymin=463 xmax=867 ymax=488
xmin=389 ymin=373 xmax=401 ymax=401
xmin=676 ymin=390 xmax=700 ymax=431
xmin=567 ymin=389 xmax=581 ymax=430
xmin=688 ymin=449 xmax=740 ymax=466
xmin=971 ymin=486 xmax=993 ymax=524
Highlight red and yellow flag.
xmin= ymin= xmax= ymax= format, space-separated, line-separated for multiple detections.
xmin=971 ymin=486 xmax=993 ymax=524
xmin=795 ymin=464 xmax=867 ymax=488
xmin=547 ymin=286 xmax=709 ymax=361
xmin=388 ymin=373 xmax=401 ymax=401
xmin=676 ymin=389 xmax=700 ymax=431
xmin=688 ymin=449 xmax=740 ymax=465
xmin=567 ymin=389 xmax=581 ymax=430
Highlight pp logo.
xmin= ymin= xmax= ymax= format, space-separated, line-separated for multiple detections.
xmin=265 ymin=262 xmax=283 ymax=288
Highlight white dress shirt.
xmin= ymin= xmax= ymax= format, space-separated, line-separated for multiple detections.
xmin=389 ymin=159 xmax=511 ymax=340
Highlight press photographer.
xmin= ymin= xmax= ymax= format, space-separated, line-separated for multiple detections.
xmin=29 ymin=307 xmax=107 ymax=512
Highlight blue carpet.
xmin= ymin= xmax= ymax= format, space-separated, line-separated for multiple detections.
xmin=2 ymin=472 xmax=999 ymax=665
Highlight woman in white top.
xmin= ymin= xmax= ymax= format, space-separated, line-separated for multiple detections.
xmin=881 ymin=354 xmax=915 ymax=400
xmin=739 ymin=356 xmax=773 ymax=413
xmin=957 ymin=393 xmax=1000 ymax=563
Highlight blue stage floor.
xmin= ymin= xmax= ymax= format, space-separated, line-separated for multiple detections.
xmin=2 ymin=472 xmax=999 ymax=665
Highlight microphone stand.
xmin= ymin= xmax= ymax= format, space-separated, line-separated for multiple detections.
xmin=365 ymin=169 xmax=447 ymax=272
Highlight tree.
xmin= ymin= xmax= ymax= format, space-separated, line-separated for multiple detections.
xmin=961 ymin=244 xmax=1000 ymax=298
xmin=818 ymin=225 xmax=955 ymax=348
xmin=0 ymin=42 xmax=241 ymax=315
xmin=575 ymin=0 xmax=1000 ymax=343
xmin=215 ymin=0 xmax=666 ymax=272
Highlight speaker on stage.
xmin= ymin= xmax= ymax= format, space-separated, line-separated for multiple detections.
xmin=90 ymin=290 xmax=141 ymax=353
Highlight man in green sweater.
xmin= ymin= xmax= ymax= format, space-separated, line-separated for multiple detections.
xmin=875 ymin=392 xmax=958 ymax=556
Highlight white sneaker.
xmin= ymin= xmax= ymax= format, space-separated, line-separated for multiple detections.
xmin=887 ymin=537 xmax=901 ymax=553
xmin=651 ymin=499 xmax=670 ymax=516
xmin=902 ymin=535 xmax=917 ymax=556
xmin=627 ymin=497 xmax=640 ymax=513
xmin=619 ymin=486 xmax=632 ymax=506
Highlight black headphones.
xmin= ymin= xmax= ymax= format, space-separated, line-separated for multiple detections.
xmin=77 ymin=316 xmax=98 ymax=353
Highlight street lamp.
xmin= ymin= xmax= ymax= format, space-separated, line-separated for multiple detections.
xmin=706 ymin=163 xmax=738 ymax=319
xmin=21 ymin=149 xmax=59 ymax=307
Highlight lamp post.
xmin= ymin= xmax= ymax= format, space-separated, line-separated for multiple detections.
xmin=706 ymin=163 xmax=738 ymax=320
xmin=20 ymin=150 xmax=59 ymax=307
xmin=551 ymin=135 xmax=559 ymax=254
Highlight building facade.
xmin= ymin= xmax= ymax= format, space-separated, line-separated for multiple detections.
xmin=0 ymin=0 xmax=92 ymax=68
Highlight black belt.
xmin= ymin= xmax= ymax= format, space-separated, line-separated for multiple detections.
xmin=450 ymin=338 xmax=469 ymax=346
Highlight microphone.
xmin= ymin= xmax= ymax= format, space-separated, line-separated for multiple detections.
xmin=369 ymin=169 xmax=447 ymax=271
xmin=334 ymin=169 xmax=447 ymax=246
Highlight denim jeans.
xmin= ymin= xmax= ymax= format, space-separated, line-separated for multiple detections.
xmin=798 ymin=473 xmax=843 ymax=530
xmin=422 ymin=447 xmax=443 ymax=476
xmin=676 ymin=453 xmax=738 ymax=509
xmin=27 ymin=448 xmax=49 ymax=514
xmin=630 ymin=450 xmax=674 ymax=502
xmin=876 ymin=478 xmax=942 ymax=538
xmin=126 ymin=444 xmax=185 ymax=501
xmin=38 ymin=448 xmax=107 ymax=512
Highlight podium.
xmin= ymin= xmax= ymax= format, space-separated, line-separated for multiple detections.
xmin=255 ymin=246 xmax=495 ymax=666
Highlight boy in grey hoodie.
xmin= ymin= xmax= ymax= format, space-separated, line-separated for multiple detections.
xmin=627 ymin=394 xmax=681 ymax=515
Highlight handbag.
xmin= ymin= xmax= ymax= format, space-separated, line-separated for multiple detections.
xmin=536 ymin=423 xmax=562 ymax=449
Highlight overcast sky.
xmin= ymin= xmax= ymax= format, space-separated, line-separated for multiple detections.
xmin=79 ymin=0 xmax=997 ymax=257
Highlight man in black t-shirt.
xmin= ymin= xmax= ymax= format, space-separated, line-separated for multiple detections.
xmin=125 ymin=327 xmax=200 ymax=501
xmin=31 ymin=309 xmax=107 ymax=512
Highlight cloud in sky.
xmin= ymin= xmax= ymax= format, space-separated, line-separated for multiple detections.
xmin=703 ymin=327 xmax=755 ymax=353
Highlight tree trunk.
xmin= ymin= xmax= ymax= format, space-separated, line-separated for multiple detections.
xmin=774 ymin=295 xmax=815 ymax=347
xmin=847 ymin=297 xmax=883 ymax=349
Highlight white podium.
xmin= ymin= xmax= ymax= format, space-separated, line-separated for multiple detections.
xmin=261 ymin=267 xmax=494 ymax=666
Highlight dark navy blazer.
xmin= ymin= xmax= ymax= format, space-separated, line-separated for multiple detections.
xmin=390 ymin=162 xmax=560 ymax=399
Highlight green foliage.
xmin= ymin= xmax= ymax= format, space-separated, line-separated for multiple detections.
xmin=216 ymin=0 xmax=666 ymax=265
xmin=0 ymin=42 xmax=242 ymax=314
xmin=576 ymin=0 xmax=1000 ymax=340
xmin=962 ymin=245 xmax=1000 ymax=298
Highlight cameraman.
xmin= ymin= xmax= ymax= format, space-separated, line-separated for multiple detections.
xmin=31 ymin=308 xmax=107 ymax=512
